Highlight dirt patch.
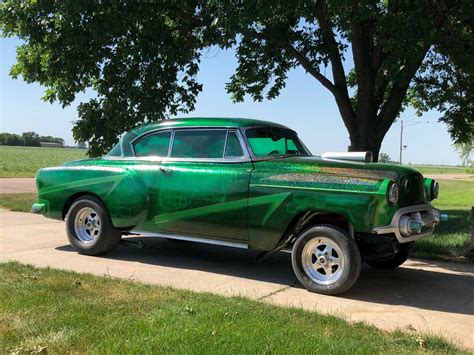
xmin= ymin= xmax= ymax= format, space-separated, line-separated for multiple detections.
xmin=424 ymin=173 xmax=473 ymax=180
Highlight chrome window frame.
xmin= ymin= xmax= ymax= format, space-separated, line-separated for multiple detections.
xmin=104 ymin=126 xmax=251 ymax=163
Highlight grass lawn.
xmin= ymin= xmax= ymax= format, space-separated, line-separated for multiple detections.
xmin=411 ymin=165 xmax=473 ymax=175
xmin=0 ymin=193 xmax=36 ymax=212
xmin=411 ymin=179 xmax=473 ymax=261
xmin=0 ymin=146 xmax=87 ymax=178
xmin=0 ymin=262 xmax=462 ymax=354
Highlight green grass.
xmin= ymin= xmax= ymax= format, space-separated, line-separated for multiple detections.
xmin=411 ymin=165 xmax=472 ymax=175
xmin=0 ymin=146 xmax=87 ymax=177
xmin=0 ymin=262 xmax=462 ymax=354
xmin=411 ymin=179 xmax=473 ymax=261
xmin=0 ymin=193 xmax=36 ymax=212
xmin=433 ymin=179 xmax=474 ymax=209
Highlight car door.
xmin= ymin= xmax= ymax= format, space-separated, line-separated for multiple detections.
xmin=153 ymin=128 xmax=253 ymax=242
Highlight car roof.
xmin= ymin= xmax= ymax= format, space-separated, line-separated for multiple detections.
xmin=133 ymin=117 xmax=290 ymax=134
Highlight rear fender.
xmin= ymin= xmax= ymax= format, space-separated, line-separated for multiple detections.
xmin=36 ymin=166 xmax=148 ymax=228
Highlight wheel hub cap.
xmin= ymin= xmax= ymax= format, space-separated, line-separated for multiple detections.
xmin=301 ymin=237 xmax=345 ymax=285
xmin=74 ymin=207 xmax=101 ymax=243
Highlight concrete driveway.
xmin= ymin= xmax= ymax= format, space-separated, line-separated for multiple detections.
xmin=1 ymin=209 xmax=473 ymax=350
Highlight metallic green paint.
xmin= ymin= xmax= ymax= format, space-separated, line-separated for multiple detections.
xmin=33 ymin=117 xmax=438 ymax=251
xmin=424 ymin=178 xmax=434 ymax=201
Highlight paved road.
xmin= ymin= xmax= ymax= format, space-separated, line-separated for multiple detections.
xmin=1 ymin=209 xmax=473 ymax=349
xmin=0 ymin=178 xmax=36 ymax=194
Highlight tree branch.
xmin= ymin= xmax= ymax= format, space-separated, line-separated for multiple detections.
xmin=314 ymin=0 xmax=356 ymax=134
xmin=281 ymin=42 xmax=336 ymax=92
xmin=377 ymin=8 xmax=450 ymax=138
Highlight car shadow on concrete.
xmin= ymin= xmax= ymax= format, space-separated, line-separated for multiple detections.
xmin=56 ymin=236 xmax=474 ymax=316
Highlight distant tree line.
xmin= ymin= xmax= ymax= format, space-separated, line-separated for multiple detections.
xmin=0 ymin=131 xmax=65 ymax=147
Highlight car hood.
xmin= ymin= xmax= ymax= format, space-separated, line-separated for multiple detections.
xmin=254 ymin=156 xmax=421 ymax=178
xmin=252 ymin=156 xmax=427 ymax=206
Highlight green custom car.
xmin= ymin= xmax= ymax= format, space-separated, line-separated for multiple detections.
xmin=32 ymin=117 xmax=444 ymax=295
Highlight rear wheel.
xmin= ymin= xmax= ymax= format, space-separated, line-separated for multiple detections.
xmin=367 ymin=243 xmax=410 ymax=269
xmin=291 ymin=225 xmax=361 ymax=295
xmin=66 ymin=195 xmax=121 ymax=255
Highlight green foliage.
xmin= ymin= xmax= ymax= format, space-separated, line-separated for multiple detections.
xmin=0 ymin=131 xmax=65 ymax=147
xmin=1 ymin=1 xmax=473 ymax=156
xmin=0 ymin=132 xmax=22 ymax=146
xmin=0 ymin=262 xmax=462 ymax=353
xmin=453 ymin=141 xmax=473 ymax=166
xmin=0 ymin=146 xmax=87 ymax=177
xmin=379 ymin=152 xmax=395 ymax=163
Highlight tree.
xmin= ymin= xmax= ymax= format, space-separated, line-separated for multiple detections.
xmin=454 ymin=141 xmax=473 ymax=166
xmin=21 ymin=132 xmax=40 ymax=147
xmin=378 ymin=153 xmax=394 ymax=164
xmin=1 ymin=1 xmax=473 ymax=158
xmin=0 ymin=133 xmax=22 ymax=146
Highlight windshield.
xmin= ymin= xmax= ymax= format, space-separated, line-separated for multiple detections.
xmin=245 ymin=128 xmax=310 ymax=158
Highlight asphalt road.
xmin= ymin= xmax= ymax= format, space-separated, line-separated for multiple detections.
xmin=0 ymin=208 xmax=473 ymax=350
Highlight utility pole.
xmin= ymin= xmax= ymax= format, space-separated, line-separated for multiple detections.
xmin=399 ymin=120 xmax=404 ymax=165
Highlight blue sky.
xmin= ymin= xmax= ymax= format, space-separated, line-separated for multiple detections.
xmin=0 ymin=37 xmax=461 ymax=165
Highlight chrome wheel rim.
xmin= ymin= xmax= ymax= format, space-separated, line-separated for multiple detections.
xmin=301 ymin=237 xmax=345 ymax=285
xmin=74 ymin=207 xmax=101 ymax=243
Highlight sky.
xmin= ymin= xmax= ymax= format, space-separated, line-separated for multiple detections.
xmin=0 ymin=37 xmax=461 ymax=165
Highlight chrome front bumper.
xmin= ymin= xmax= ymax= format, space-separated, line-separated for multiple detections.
xmin=373 ymin=204 xmax=443 ymax=243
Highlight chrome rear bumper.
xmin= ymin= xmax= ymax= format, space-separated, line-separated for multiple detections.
xmin=373 ymin=204 xmax=443 ymax=243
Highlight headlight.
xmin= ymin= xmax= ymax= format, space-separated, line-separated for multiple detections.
xmin=387 ymin=182 xmax=399 ymax=204
xmin=431 ymin=180 xmax=439 ymax=199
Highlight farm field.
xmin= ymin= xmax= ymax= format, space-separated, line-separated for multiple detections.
xmin=0 ymin=262 xmax=461 ymax=354
xmin=412 ymin=165 xmax=473 ymax=175
xmin=0 ymin=146 xmax=87 ymax=178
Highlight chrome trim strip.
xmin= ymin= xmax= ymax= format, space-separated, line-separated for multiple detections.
xmin=130 ymin=230 xmax=249 ymax=249
xmin=373 ymin=204 xmax=438 ymax=243
xmin=103 ymin=156 xmax=252 ymax=164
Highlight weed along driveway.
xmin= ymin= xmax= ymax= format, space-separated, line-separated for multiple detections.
xmin=1 ymin=208 xmax=473 ymax=350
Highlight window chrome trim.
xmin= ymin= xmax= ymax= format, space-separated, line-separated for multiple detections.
xmin=104 ymin=126 xmax=251 ymax=163
xmin=130 ymin=231 xmax=249 ymax=249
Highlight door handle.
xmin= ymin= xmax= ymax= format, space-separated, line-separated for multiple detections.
xmin=159 ymin=167 xmax=173 ymax=175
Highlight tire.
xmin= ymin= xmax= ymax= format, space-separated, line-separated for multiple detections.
xmin=367 ymin=243 xmax=410 ymax=269
xmin=291 ymin=225 xmax=361 ymax=295
xmin=66 ymin=195 xmax=122 ymax=256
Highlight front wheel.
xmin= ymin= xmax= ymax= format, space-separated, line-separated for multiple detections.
xmin=66 ymin=195 xmax=122 ymax=256
xmin=291 ymin=225 xmax=361 ymax=295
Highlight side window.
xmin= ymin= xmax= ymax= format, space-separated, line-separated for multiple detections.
xmin=225 ymin=131 xmax=245 ymax=158
xmin=171 ymin=129 xmax=226 ymax=158
xmin=134 ymin=131 xmax=171 ymax=157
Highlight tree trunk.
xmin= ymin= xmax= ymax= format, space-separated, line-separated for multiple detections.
xmin=347 ymin=114 xmax=383 ymax=162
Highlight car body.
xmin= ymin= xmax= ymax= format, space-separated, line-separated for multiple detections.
xmin=32 ymin=117 xmax=443 ymax=294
